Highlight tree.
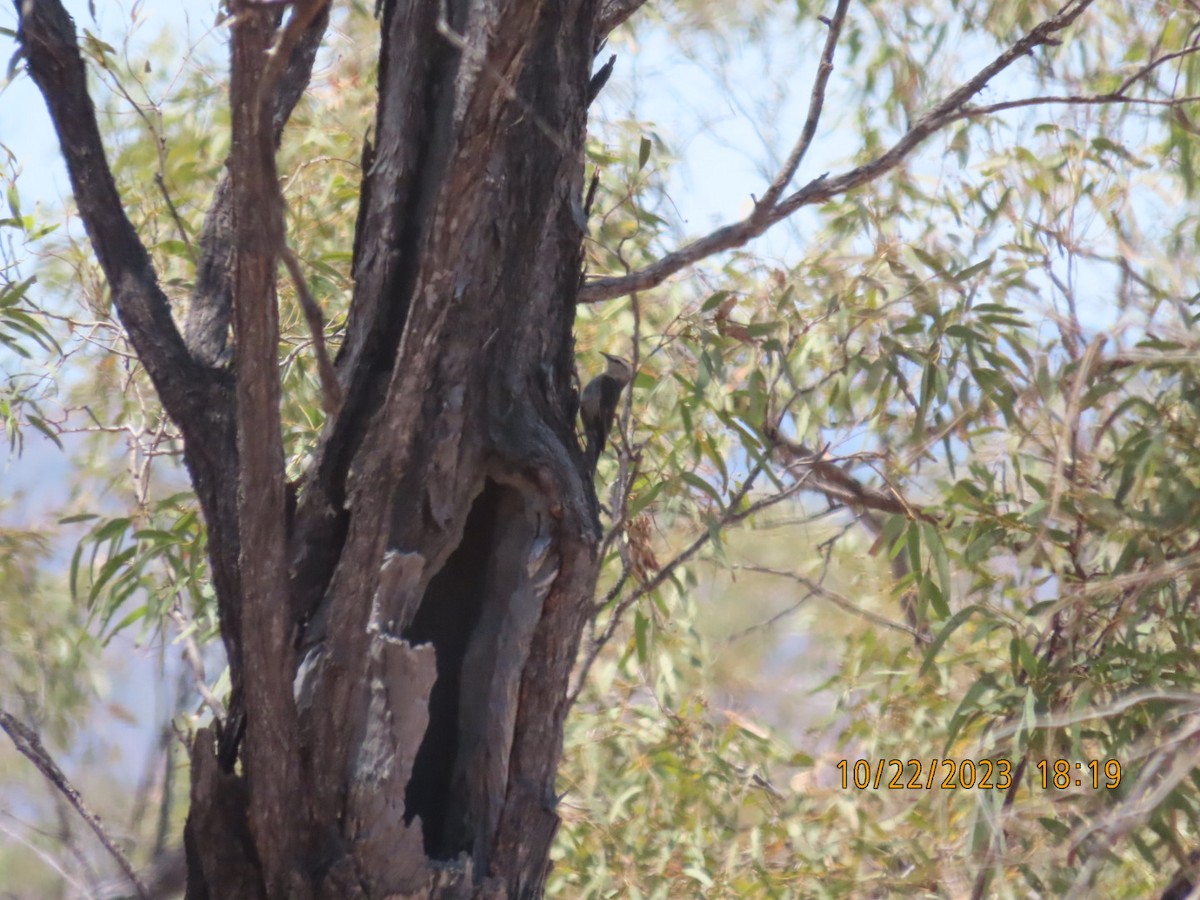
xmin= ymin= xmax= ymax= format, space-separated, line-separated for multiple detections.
xmin=18 ymin=0 xmax=612 ymax=893
xmin=6 ymin=0 xmax=1200 ymax=897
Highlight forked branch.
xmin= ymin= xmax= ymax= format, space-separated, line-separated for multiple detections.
xmin=596 ymin=0 xmax=651 ymax=42
xmin=581 ymin=0 xmax=1098 ymax=303
xmin=752 ymin=0 xmax=851 ymax=217
xmin=15 ymin=0 xmax=207 ymax=414
xmin=0 ymin=709 xmax=149 ymax=900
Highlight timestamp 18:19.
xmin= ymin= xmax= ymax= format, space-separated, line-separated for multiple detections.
xmin=1036 ymin=758 xmax=1122 ymax=789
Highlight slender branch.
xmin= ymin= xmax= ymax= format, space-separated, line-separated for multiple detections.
xmin=259 ymin=8 xmax=341 ymax=422
xmin=168 ymin=601 xmax=227 ymax=722
xmin=1035 ymin=335 xmax=1104 ymax=551
xmin=93 ymin=847 xmax=187 ymax=900
xmin=1115 ymin=40 xmax=1200 ymax=97
xmin=753 ymin=0 xmax=851 ymax=216
xmin=767 ymin=425 xmax=934 ymax=522
xmin=0 ymin=709 xmax=149 ymax=900
xmin=281 ymin=245 xmax=342 ymax=416
xmin=581 ymin=0 xmax=1097 ymax=303
xmin=596 ymin=0 xmax=650 ymax=41
xmin=89 ymin=48 xmax=196 ymax=267
xmin=569 ymin=461 xmax=813 ymax=704
xmin=956 ymin=91 xmax=1200 ymax=119
xmin=16 ymin=0 xmax=206 ymax=399
xmin=730 ymin=563 xmax=931 ymax=642
xmin=185 ymin=1 xmax=331 ymax=364
xmin=0 ymin=817 xmax=90 ymax=896
xmin=153 ymin=173 xmax=196 ymax=264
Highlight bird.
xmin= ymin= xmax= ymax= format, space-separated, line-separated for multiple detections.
xmin=579 ymin=352 xmax=633 ymax=472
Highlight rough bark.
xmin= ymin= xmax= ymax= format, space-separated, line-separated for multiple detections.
xmin=227 ymin=5 xmax=310 ymax=896
xmin=184 ymin=4 xmax=330 ymax=366
xmin=17 ymin=0 xmax=612 ymax=895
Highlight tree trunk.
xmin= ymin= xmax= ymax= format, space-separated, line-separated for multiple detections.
xmin=17 ymin=0 xmax=614 ymax=895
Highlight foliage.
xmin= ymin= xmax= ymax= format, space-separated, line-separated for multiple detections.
xmin=3 ymin=0 xmax=1200 ymax=896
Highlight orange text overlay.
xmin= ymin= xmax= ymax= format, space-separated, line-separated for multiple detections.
xmin=836 ymin=758 xmax=1014 ymax=790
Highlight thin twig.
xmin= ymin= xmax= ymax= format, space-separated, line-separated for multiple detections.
xmin=753 ymin=0 xmax=851 ymax=216
xmin=768 ymin=427 xmax=935 ymax=522
xmin=169 ymin=601 xmax=228 ymax=722
xmin=581 ymin=0 xmax=1098 ymax=303
xmin=569 ymin=462 xmax=814 ymax=704
xmin=153 ymin=173 xmax=196 ymax=264
xmin=0 ymin=816 xmax=90 ymax=896
xmin=280 ymin=245 xmax=342 ymax=416
xmin=1034 ymin=334 xmax=1104 ymax=551
xmin=0 ymin=709 xmax=149 ymax=900
xmin=729 ymin=563 xmax=931 ymax=643
xmin=1114 ymin=40 xmax=1200 ymax=97
xmin=957 ymin=91 xmax=1200 ymax=119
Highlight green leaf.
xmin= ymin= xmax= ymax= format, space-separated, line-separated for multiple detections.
xmin=634 ymin=610 xmax=649 ymax=664
xmin=953 ymin=255 xmax=994 ymax=282
xmin=59 ymin=513 xmax=99 ymax=525
xmin=944 ymin=323 xmax=982 ymax=342
xmin=911 ymin=247 xmax=949 ymax=279
xmin=924 ymin=579 xmax=950 ymax=620
xmin=627 ymin=481 xmax=666 ymax=519
xmin=91 ymin=517 xmax=133 ymax=544
xmin=924 ymin=523 xmax=952 ymax=609
xmin=906 ymin=521 xmax=922 ymax=576
xmin=0 ymin=275 xmax=34 ymax=307
xmin=88 ymin=546 xmax=138 ymax=608
xmin=26 ymin=414 xmax=62 ymax=449
xmin=944 ymin=674 xmax=997 ymax=751
xmin=105 ymin=604 xmax=149 ymax=641
xmin=920 ymin=604 xmax=982 ymax=676
xmin=681 ymin=471 xmax=722 ymax=504
xmin=69 ymin=540 xmax=85 ymax=601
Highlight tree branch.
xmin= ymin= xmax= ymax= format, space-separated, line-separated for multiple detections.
xmin=280 ymin=244 xmax=342 ymax=416
xmin=752 ymin=0 xmax=851 ymax=216
xmin=227 ymin=4 xmax=309 ymax=891
xmin=580 ymin=0 xmax=1097 ymax=303
xmin=956 ymin=91 xmax=1200 ymax=118
xmin=766 ymin=424 xmax=933 ymax=522
xmin=0 ymin=709 xmax=149 ymax=900
xmin=596 ymin=0 xmax=650 ymax=42
xmin=731 ymin=562 xmax=931 ymax=643
xmin=185 ymin=1 xmax=331 ymax=365
xmin=15 ymin=0 xmax=208 ymax=407
xmin=569 ymin=460 xmax=813 ymax=704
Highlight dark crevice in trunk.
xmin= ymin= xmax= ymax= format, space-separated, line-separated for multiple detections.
xmin=289 ymin=0 xmax=468 ymax=635
xmin=402 ymin=480 xmax=498 ymax=859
